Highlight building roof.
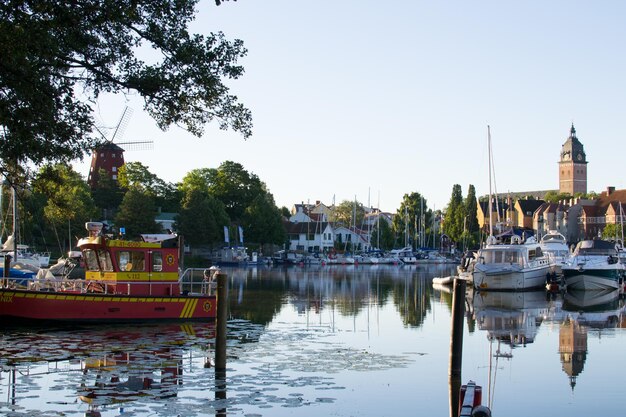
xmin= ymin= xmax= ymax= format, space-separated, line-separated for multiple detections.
xmin=560 ymin=124 xmax=587 ymax=163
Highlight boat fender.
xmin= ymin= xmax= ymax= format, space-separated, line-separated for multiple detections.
xmin=471 ymin=405 xmax=492 ymax=417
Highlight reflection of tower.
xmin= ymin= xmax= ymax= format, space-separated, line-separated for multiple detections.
xmin=559 ymin=317 xmax=587 ymax=390
xmin=558 ymin=124 xmax=588 ymax=195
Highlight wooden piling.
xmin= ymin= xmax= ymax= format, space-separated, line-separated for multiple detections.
xmin=215 ymin=272 xmax=228 ymax=371
xmin=449 ymin=278 xmax=466 ymax=378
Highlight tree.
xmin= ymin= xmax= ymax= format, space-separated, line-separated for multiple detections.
xmin=0 ymin=1 xmax=252 ymax=181
xmin=206 ymin=161 xmax=266 ymax=222
xmin=118 ymin=162 xmax=180 ymax=212
xmin=370 ymin=217 xmax=394 ymax=250
xmin=241 ymin=193 xmax=286 ymax=247
xmin=463 ymin=185 xmax=480 ymax=249
xmin=392 ymin=193 xmax=430 ymax=249
xmin=114 ymin=186 xmax=161 ymax=238
xmin=176 ymin=188 xmax=229 ymax=246
xmin=442 ymin=184 xmax=465 ymax=246
xmin=179 ymin=168 xmax=214 ymax=195
xmin=602 ymin=224 xmax=624 ymax=241
xmin=91 ymin=168 xmax=124 ymax=218
xmin=544 ymin=191 xmax=572 ymax=203
xmin=31 ymin=164 xmax=98 ymax=251
xmin=333 ymin=200 xmax=364 ymax=228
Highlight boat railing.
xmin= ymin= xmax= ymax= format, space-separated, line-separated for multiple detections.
xmin=179 ymin=268 xmax=217 ymax=295
xmin=2 ymin=276 xmax=216 ymax=297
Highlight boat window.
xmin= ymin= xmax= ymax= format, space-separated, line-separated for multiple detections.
xmin=99 ymin=250 xmax=114 ymax=271
xmin=84 ymin=249 xmax=99 ymax=271
xmin=117 ymin=250 xmax=145 ymax=271
xmin=152 ymin=251 xmax=163 ymax=272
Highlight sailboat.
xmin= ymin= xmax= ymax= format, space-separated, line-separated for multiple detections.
xmin=472 ymin=126 xmax=552 ymax=290
xmin=0 ymin=183 xmax=50 ymax=277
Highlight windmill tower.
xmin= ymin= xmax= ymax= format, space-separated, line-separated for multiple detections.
xmin=87 ymin=107 xmax=153 ymax=189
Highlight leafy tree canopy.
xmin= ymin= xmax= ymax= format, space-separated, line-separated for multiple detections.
xmin=206 ymin=161 xmax=267 ymax=222
xmin=114 ymin=185 xmax=161 ymax=238
xmin=392 ymin=192 xmax=430 ymax=249
xmin=0 ymin=0 xmax=252 ymax=183
xmin=241 ymin=193 xmax=286 ymax=247
xmin=333 ymin=200 xmax=364 ymax=227
xmin=32 ymin=164 xmax=98 ymax=226
xmin=176 ymin=188 xmax=229 ymax=246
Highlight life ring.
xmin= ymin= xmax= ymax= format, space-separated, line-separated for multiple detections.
xmin=511 ymin=235 xmax=521 ymax=244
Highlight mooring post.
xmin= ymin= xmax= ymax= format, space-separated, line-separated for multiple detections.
xmin=214 ymin=272 xmax=228 ymax=416
xmin=215 ymin=272 xmax=228 ymax=371
xmin=3 ymin=254 xmax=11 ymax=287
xmin=448 ymin=278 xmax=466 ymax=417
xmin=449 ymin=278 xmax=466 ymax=377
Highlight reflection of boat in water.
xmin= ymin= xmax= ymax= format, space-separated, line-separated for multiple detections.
xmin=1 ymin=321 xmax=215 ymax=413
xmin=561 ymin=289 xmax=625 ymax=329
xmin=473 ymin=290 xmax=549 ymax=346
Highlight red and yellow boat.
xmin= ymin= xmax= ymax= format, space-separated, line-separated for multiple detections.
xmin=0 ymin=222 xmax=217 ymax=322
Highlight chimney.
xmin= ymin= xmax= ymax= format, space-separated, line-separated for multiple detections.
xmin=607 ymin=186 xmax=615 ymax=196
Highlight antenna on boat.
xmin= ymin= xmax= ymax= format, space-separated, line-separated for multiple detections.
xmin=85 ymin=222 xmax=104 ymax=237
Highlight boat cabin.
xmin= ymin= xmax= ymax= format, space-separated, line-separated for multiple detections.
xmin=77 ymin=222 xmax=181 ymax=296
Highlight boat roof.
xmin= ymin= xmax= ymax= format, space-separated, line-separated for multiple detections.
xmin=574 ymin=239 xmax=618 ymax=254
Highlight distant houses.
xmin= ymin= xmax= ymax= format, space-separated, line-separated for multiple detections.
xmin=284 ymin=200 xmax=392 ymax=254
xmin=476 ymin=186 xmax=626 ymax=246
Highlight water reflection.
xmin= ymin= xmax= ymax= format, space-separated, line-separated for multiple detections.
xmin=547 ymin=288 xmax=626 ymax=391
xmin=227 ymin=264 xmax=457 ymax=328
xmin=0 ymin=322 xmax=215 ymax=416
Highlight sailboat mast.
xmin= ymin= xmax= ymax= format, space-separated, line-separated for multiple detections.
xmin=488 ymin=126 xmax=494 ymax=239
xmin=12 ymin=185 xmax=17 ymax=262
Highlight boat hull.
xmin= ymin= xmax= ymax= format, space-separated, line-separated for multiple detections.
xmin=0 ymin=289 xmax=216 ymax=322
xmin=473 ymin=265 xmax=550 ymax=290
xmin=562 ymin=269 xmax=623 ymax=291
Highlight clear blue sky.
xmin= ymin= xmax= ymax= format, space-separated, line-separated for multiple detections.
xmin=77 ymin=1 xmax=626 ymax=213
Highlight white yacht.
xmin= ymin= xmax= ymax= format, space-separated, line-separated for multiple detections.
xmin=561 ymin=239 xmax=625 ymax=291
xmin=472 ymin=240 xmax=552 ymax=290
xmin=539 ymin=230 xmax=570 ymax=274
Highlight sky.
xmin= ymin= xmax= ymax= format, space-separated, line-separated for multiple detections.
xmin=75 ymin=1 xmax=626 ymax=214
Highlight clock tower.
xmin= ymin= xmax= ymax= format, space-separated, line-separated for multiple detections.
xmin=558 ymin=124 xmax=587 ymax=195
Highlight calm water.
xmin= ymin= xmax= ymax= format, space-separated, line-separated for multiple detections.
xmin=0 ymin=264 xmax=624 ymax=417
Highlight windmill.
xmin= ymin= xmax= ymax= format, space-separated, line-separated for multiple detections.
xmin=87 ymin=107 xmax=154 ymax=189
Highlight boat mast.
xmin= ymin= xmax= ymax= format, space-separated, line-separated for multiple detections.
xmin=488 ymin=126 xmax=494 ymax=239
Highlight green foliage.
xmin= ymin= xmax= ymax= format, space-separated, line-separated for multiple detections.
xmin=443 ymin=184 xmax=465 ymax=244
xmin=0 ymin=0 xmax=252 ymax=180
xmin=333 ymin=200 xmax=364 ymax=227
xmin=175 ymin=188 xmax=229 ymax=246
xmin=602 ymin=223 xmax=624 ymax=241
xmin=179 ymin=168 xmax=214 ymax=195
xmin=463 ymin=185 xmax=480 ymax=249
xmin=544 ymin=191 xmax=572 ymax=203
xmin=241 ymin=193 xmax=286 ymax=246
xmin=31 ymin=164 xmax=98 ymax=251
xmin=114 ymin=186 xmax=161 ymax=238
xmin=392 ymin=192 xmax=431 ymax=248
xmin=118 ymin=162 xmax=180 ymax=212
xmin=32 ymin=164 xmax=98 ymax=227
xmin=370 ymin=217 xmax=394 ymax=250
xmin=91 ymin=168 xmax=124 ymax=215
xmin=206 ymin=161 xmax=268 ymax=223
